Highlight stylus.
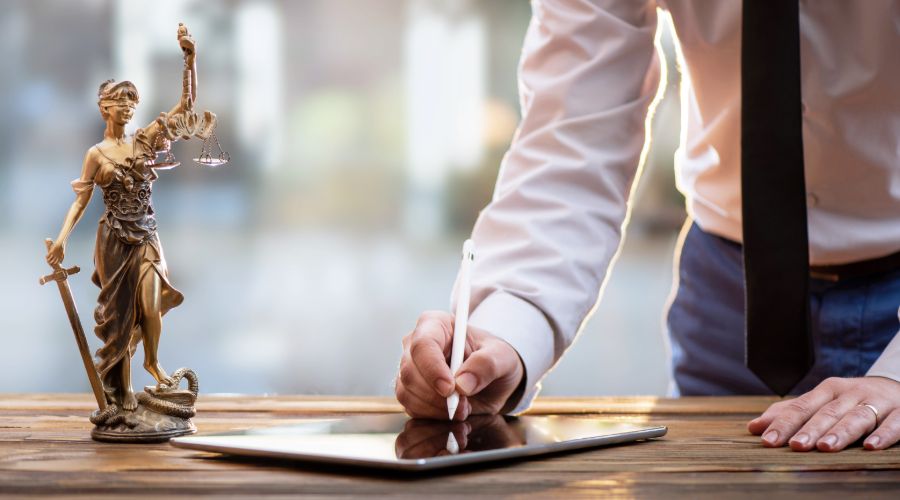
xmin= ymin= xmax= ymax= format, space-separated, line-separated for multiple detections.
xmin=447 ymin=239 xmax=475 ymax=420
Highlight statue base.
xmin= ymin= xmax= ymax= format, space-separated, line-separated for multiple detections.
xmin=91 ymin=403 xmax=196 ymax=443
xmin=90 ymin=367 xmax=199 ymax=444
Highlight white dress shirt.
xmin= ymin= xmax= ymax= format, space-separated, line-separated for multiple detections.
xmin=460 ymin=0 xmax=900 ymax=413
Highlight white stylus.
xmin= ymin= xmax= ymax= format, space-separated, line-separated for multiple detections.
xmin=447 ymin=239 xmax=475 ymax=420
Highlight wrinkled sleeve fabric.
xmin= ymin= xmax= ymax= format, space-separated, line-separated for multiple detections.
xmin=71 ymin=179 xmax=94 ymax=195
xmin=454 ymin=0 xmax=663 ymax=414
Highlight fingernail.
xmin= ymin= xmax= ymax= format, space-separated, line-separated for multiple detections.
xmin=865 ymin=436 xmax=881 ymax=449
xmin=791 ymin=433 xmax=809 ymax=446
xmin=435 ymin=378 xmax=454 ymax=397
xmin=762 ymin=430 xmax=779 ymax=445
xmin=820 ymin=434 xmax=838 ymax=448
xmin=456 ymin=373 xmax=477 ymax=395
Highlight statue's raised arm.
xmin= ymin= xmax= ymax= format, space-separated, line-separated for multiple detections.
xmin=177 ymin=23 xmax=197 ymax=112
xmin=144 ymin=23 xmax=217 ymax=151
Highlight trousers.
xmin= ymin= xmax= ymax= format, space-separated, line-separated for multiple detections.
xmin=667 ymin=222 xmax=900 ymax=396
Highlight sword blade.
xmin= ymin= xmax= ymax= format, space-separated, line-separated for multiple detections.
xmin=54 ymin=278 xmax=107 ymax=411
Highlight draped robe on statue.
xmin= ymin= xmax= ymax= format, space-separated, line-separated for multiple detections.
xmin=71 ymin=130 xmax=183 ymax=396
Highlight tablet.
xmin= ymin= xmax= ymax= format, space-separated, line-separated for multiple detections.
xmin=171 ymin=414 xmax=666 ymax=471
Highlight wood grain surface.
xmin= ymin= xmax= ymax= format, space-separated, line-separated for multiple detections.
xmin=1 ymin=394 xmax=899 ymax=498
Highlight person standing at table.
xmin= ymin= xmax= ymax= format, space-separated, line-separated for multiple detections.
xmin=395 ymin=1 xmax=900 ymax=452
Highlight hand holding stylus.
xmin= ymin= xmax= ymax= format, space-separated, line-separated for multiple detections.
xmin=395 ymin=242 xmax=524 ymax=421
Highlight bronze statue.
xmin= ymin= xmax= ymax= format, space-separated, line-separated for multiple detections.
xmin=42 ymin=24 xmax=224 ymax=442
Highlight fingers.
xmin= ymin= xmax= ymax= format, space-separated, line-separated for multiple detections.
xmin=399 ymin=354 xmax=444 ymax=403
xmin=408 ymin=312 xmax=455 ymax=397
xmin=749 ymin=379 xmax=837 ymax=436
xmin=748 ymin=377 xmax=900 ymax=453
xmin=395 ymin=381 xmax=470 ymax=420
xmin=815 ymin=403 xmax=880 ymax=452
xmin=748 ymin=378 xmax=840 ymax=447
xmin=786 ymin=396 xmax=859 ymax=451
xmin=453 ymin=337 xmax=523 ymax=415
xmin=46 ymin=251 xmax=62 ymax=266
xmin=397 ymin=353 xmax=470 ymax=420
xmin=396 ymin=311 xmax=523 ymax=420
xmin=865 ymin=409 xmax=900 ymax=450
xmin=455 ymin=346 xmax=506 ymax=397
xmin=45 ymin=241 xmax=65 ymax=266
xmin=396 ymin=311 xmax=469 ymax=420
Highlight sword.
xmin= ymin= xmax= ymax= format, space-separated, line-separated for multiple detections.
xmin=40 ymin=238 xmax=107 ymax=411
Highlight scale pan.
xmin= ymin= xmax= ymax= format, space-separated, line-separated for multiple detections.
xmin=193 ymin=157 xmax=229 ymax=167
xmin=149 ymin=161 xmax=181 ymax=170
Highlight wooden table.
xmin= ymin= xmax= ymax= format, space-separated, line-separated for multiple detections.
xmin=2 ymin=394 xmax=899 ymax=498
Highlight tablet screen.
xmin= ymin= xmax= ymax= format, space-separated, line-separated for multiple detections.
xmin=171 ymin=414 xmax=666 ymax=471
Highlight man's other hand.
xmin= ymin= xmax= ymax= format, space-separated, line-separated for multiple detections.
xmin=748 ymin=376 xmax=900 ymax=451
xmin=395 ymin=311 xmax=524 ymax=420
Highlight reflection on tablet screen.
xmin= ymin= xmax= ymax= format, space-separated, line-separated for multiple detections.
xmin=171 ymin=414 xmax=666 ymax=470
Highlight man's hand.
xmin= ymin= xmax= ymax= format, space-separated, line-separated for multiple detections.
xmin=395 ymin=311 xmax=524 ymax=420
xmin=748 ymin=376 xmax=900 ymax=451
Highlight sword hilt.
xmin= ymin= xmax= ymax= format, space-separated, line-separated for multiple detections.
xmin=41 ymin=238 xmax=80 ymax=285
xmin=40 ymin=266 xmax=81 ymax=285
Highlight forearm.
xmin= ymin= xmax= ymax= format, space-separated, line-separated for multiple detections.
xmin=148 ymin=54 xmax=196 ymax=138
xmin=458 ymin=0 xmax=663 ymax=413
xmin=167 ymin=57 xmax=196 ymax=117
xmin=168 ymin=25 xmax=197 ymax=117
xmin=189 ymin=57 xmax=197 ymax=103
xmin=54 ymin=196 xmax=90 ymax=245
xmin=181 ymin=54 xmax=197 ymax=108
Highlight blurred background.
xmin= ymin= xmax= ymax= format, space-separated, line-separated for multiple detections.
xmin=0 ymin=0 xmax=685 ymax=398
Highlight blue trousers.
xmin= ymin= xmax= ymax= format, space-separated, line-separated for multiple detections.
xmin=667 ymin=222 xmax=900 ymax=396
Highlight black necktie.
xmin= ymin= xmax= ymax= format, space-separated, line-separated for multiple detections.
xmin=741 ymin=0 xmax=814 ymax=396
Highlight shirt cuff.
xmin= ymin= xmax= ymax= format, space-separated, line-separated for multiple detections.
xmin=468 ymin=291 xmax=555 ymax=415
xmin=866 ymin=329 xmax=900 ymax=383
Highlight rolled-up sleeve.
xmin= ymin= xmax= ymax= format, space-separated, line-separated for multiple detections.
xmin=455 ymin=0 xmax=664 ymax=414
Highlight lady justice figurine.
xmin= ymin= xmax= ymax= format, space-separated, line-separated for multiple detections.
xmin=43 ymin=24 xmax=225 ymax=442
